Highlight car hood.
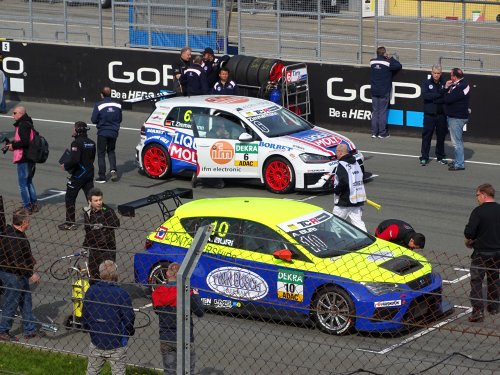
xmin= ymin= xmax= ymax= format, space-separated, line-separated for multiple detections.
xmin=284 ymin=127 xmax=357 ymax=154
xmin=318 ymin=242 xmax=432 ymax=284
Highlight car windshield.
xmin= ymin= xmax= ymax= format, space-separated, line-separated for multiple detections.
xmin=277 ymin=210 xmax=375 ymax=258
xmin=240 ymin=106 xmax=313 ymax=137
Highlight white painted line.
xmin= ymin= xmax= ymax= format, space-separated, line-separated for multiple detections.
xmin=443 ymin=267 xmax=471 ymax=285
xmin=356 ymin=305 xmax=472 ymax=354
xmin=37 ymin=189 xmax=66 ymax=201
xmin=298 ymin=196 xmax=317 ymax=202
xmin=138 ymin=302 xmax=153 ymax=309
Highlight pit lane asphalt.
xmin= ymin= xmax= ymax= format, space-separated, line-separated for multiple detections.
xmin=1 ymin=101 xmax=499 ymax=374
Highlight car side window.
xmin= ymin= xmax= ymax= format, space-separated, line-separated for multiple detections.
xmin=169 ymin=107 xmax=210 ymax=131
xmin=195 ymin=112 xmax=246 ymax=140
xmin=180 ymin=217 xmax=243 ymax=249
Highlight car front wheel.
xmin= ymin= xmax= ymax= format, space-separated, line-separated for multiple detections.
xmin=263 ymin=157 xmax=295 ymax=194
xmin=312 ymin=285 xmax=355 ymax=335
xmin=142 ymin=143 xmax=171 ymax=179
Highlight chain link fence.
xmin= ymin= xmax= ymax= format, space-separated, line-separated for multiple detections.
xmin=0 ymin=195 xmax=498 ymax=374
xmin=1 ymin=0 xmax=500 ymax=73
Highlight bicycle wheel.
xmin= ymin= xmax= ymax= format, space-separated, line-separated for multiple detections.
xmin=50 ymin=254 xmax=86 ymax=281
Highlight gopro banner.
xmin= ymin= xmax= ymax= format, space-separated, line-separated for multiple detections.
xmin=1 ymin=41 xmax=498 ymax=143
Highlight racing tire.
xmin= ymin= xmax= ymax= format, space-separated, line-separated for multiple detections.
xmin=263 ymin=157 xmax=295 ymax=194
xmin=142 ymin=143 xmax=171 ymax=179
xmin=101 ymin=0 xmax=112 ymax=9
xmin=148 ymin=261 xmax=171 ymax=292
xmin=312 ymin=285 xmax=355 ymax=335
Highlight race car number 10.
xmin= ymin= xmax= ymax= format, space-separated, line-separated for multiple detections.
xmin=211 ymin=220 xmax=229 ymax=238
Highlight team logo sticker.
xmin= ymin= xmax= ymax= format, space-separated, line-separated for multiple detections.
xmin=154 ymin=225 xmax=168 ymax=240
xmin=210 ymin=141 xmax=234 ymax=164
xmin=206 ymin=267 xmax=268 ymax=300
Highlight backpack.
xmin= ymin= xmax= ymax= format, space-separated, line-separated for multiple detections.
xmin=26 ymin=129 xmax=49 ymax=163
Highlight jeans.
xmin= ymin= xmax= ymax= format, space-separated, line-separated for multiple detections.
xmin=17 ymin=162 xmax=37 ymax=210
xmin=160 ymin=341 xmax=196 ymax=375
xmin=0 ymin=271 xmax=38 ymax=335
xmin=86 ymin=342 xmax=126 ymax=375
xmin=447 ymin=117 xmax=467 ymax=168
xmin=420 ymin=114 xmax=447 ymax=161
xmin=97 ymin=135 xmax=117 ymax=179
xmin=0 ymin=90 xmax=6 ymax=112
xmin=371 ymin=95 xmax=390 ymax=136
xmin=469 ymin=254 xmax=499 ymax=312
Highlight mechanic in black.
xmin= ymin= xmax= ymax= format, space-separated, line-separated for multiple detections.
xmin=83 ymin=188 xmax=120 ymax=283
xmin=420 ymin=64 xmax=447 ymax=166
xmin=58 ymin=121 xmax=96 ymax=231
xmin=202 ymin=47 xmax=220 ymax=88
xmin=180 ymin=55 xmax=209 ymax=96
xmin=375 ymin=219 xmax=426 ymax=250
xmin=211 ymin=67 xmax=239 ymax=95
xmin=173 ymin=46 xmax=192 ymax=96
xmin=464 ymin=183 xmax=500 ymax=322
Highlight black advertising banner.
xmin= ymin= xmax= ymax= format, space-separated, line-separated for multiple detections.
xmin=1 ymin=40 xmax=499 ymax=143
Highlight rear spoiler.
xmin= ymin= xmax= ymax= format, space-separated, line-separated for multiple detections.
xmin=118 ymin=188 xmax=193 ymax=219
xmin=122 ymin=90 xmax=176 ymax=109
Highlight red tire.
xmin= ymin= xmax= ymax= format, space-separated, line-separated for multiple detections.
xmin=142 ymin=143 xmax=171 ymax=179
xmin=263 ymin=157 xmax=295 ymax=194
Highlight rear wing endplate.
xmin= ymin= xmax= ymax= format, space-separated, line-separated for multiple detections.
xmin=118 ymin=188 xmax=193 ymax=220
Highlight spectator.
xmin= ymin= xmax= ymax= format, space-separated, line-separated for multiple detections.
xmin=444 ymin=67 xmax=470 ymax=171
xmin=0 ymin=208 xmax=45 ymax=341
xmin=6 ymin=106 xmax=39 ymax=213
xmin=202 ymin=47 xmax=222 ymax=88
xmin=332 ymin=144 xmax=367 ymax=231
xmin=0 ymin=53 xmax=6 ymax=114
xmin=420 ymin=64 xmax=447 ymax=166
xmin=91 ymin=86 xmax=122 ymax=183
xmin=464 ymin=183 xmax=499 ymax=322
xmin=174 ymin=47 xmax=192 ymax=96
xmin=375 ymin=219 xmax=426 ymax=250
xmin=83 ymin=188 xmax=120 ymax=283
xmin=370 ymin=46 xmax=402 ymax=139
xmin=82 ymin=260 xmax=135 ymax=375
xmin=152 ymin=262 xmax=205 ymax=375
xmin=211 ymin=67 xmax=239 ymax=95
xmin=58 ymin=121 xmax=96 ymax=231
xmin=180 ymin=55 xmax=209 ymax=96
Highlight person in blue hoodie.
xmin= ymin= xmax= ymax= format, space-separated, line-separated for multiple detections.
xmin=152 ymin=262 xmax=205 ymax=375
xmin=82 ymin=260 xmax=135 ymax=375
xmin=91 ymin=86 xmax=122 ymax=183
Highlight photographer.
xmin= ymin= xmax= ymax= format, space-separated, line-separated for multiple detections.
xmin=58 ymin=121 xmax=96 ymax=231
xmin=6 ymin=106 xmax=39 ymax=213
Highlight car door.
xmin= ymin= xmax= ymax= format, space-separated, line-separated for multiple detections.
xmin=193 ymin=111 xmax=260 ymax=178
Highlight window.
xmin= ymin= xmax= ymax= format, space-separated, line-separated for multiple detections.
xmin=166 ymin=107 xmax=210 ymax=130
xmin=180 ymin=217 xmax=243 ymax=249
xmin=194 ymin=111 xmax=246 ymax=140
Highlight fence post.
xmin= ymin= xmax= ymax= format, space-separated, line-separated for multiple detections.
xmin=177 ymin=224 xmax=213 ymax=375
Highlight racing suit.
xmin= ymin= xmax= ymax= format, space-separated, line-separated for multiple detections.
xmin=375 ymin=219 xmax=416 ymax=248
xmin=63 ymin=134 xmax=96 ymax=223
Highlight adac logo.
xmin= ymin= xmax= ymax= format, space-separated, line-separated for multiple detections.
xmin=210 ymin=141 xmax=234 ymax=164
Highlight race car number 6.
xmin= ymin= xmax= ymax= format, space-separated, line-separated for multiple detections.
xmin=184 ymin=110 xmax=193 ymax=122
xmin=211 ymin=220 xmax=229 ymax=237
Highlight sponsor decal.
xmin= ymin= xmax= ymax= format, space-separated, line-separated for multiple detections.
xmin=366 ymin=250 xmax=394 ymax=262
xmin=210 ymin=141 xmax=234 ymax=164
xmin=234 ymin=143 xmax=259 ymax=167
xmin=201 ymin=166 xmax=242 ymax=173
xmin=154 ymin=225 xmax=168 ymax=240
xmin=259 ymin=141 xmax=292 ymax=152
xmin=235 ymin=143 xmax=258 ymax=154
xmin=206 ymin=267 xmax=269 ymax=300
xmin=285 ymin=68 xmax=307 ymax=83
xmin=205 ymin=96 xmax=249 ymax=104
xmin=168 ymin=132 xmax=196 ymax=164
xmin=201 ymin=298 xmax=242 ymax=309
xmin=277 ymin=269 xmax=304 ymax=302
xmin=234 ymin=160 xmax=258 ymax=167
xmin=147 ymin=128 xmax=165 ymax=135
xmin=374 ymin=300 xmax=402 ymax=308
xmin=278 ymin=210 xmax=333 ymax=232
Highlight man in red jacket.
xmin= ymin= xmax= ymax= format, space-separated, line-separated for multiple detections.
xmin=375 ymin=219 xmax=426 ymax=250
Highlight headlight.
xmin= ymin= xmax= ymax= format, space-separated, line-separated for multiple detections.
xmin=361 ymin=282 xmax=406 ymax=296
xmin=299 ymin=153 xmax=332 ymax=164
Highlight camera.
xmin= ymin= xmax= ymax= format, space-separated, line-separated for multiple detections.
xmin=1 ymin=136 xmax=10 ymax=155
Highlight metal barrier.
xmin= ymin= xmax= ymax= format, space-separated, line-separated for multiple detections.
xmin=0 ymin=0 xmax=500 ymax=72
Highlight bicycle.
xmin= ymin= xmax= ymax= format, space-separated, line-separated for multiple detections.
xmin=49 ymin=249 xmax=89 ymax=281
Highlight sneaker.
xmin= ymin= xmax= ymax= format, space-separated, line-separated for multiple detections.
xmin=437 ymin=159 xmax=448 ymax=165
xmin=420 ymin=159 xmax=429 ymax=166
xmin=371 ymin=134 xmax=377 ymax=139
xmin=58 ymin=222 xmax=78 ymax=231
xmin=110 ymin=170 xmax=118 ymax=182
xmin=378 ymin=134 xmax=390 ymax=139
xmin=23 ymin=330 xmax=47 ymax=339
xmin=30 ymin=203 xmax=41 ymax=213
xmin=95 ymin=177 xmax=106 ymax=184
xmin=468 ymin=310 xmax=484 ymax=323
xmin=0 ymin=332 xmax=19 ymax=342
xmin=448 ymin=165 xmax=465 ymax=171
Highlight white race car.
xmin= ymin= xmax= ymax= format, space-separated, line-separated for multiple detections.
xmin=135 ymin=95 xmax=364 ymax=193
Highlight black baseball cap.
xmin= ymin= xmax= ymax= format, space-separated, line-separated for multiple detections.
xmin=75 ymin=121 xmax=90 ymax=132
xmin=203 ymin=47 xmax=214 ymax=55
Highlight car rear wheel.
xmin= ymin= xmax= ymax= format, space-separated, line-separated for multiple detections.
xmin=263 ymin=157 xmax=295 ymax=194
xmin=148 ymin=261 xmax=171 ymax=292
xmin=142 ymin=143 xmax=171 ymax=179
xmin=312 ymin=285 xmax=355 ymax=335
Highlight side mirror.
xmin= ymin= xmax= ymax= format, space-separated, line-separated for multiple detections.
xmin=238 ymin=133 xmax=253 ymax=142
xmin=273 ymin=249 xmax=293 ymax=262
